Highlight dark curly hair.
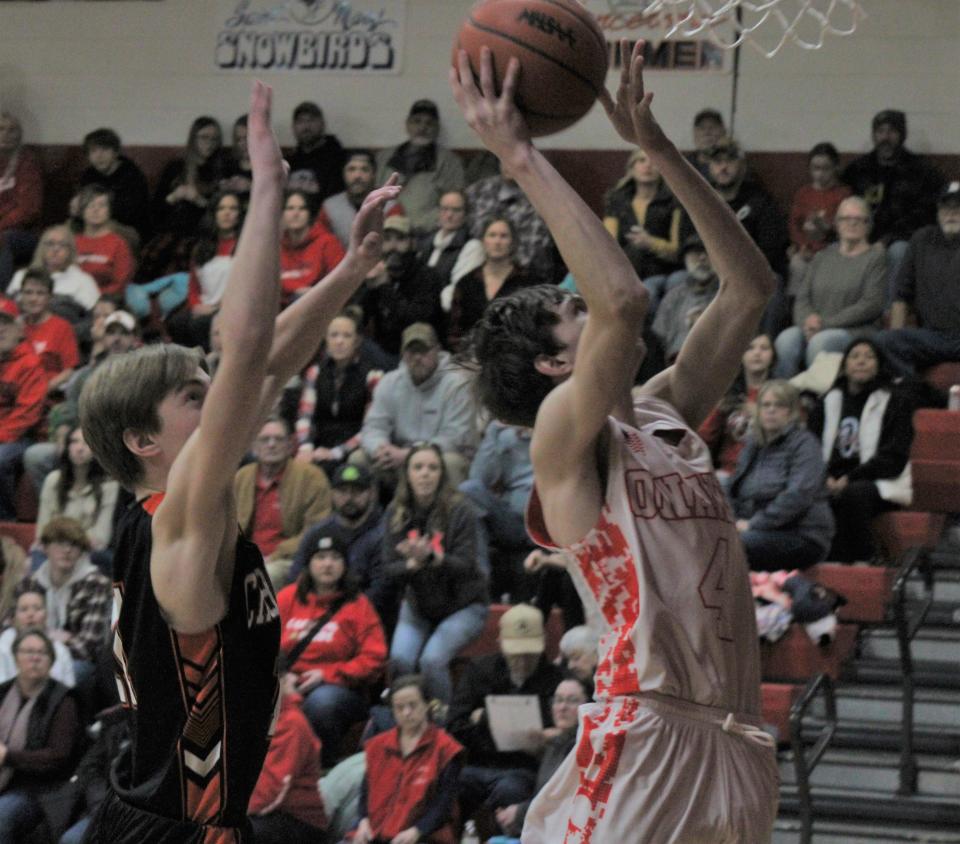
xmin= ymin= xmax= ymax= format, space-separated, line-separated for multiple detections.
xmin=457 ymin=284 xmax=567 ymax=427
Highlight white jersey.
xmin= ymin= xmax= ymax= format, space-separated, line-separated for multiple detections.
xmin=527 ymin=395 xmax=762 ymax=714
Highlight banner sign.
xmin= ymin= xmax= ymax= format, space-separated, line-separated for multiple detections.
xmin=215 ymin=0 xmax=407 ymax=74
xmin=582 ymin=0 xmax=731 ymax=72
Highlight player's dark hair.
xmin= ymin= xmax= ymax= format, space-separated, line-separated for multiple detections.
xmin=458 ymin=285 xmax=567 ymax=427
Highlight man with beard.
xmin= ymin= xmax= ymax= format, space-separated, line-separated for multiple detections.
xmin=286 ymin=101 xmax=347 ymax=202
xmin=376 ymin=100 xmax=465 ymax=235
xmin=358 ymin=322 xmax=476 ymax=489
xmin=842 ymin=110 xmax=945 ymax=304
xmin=322 ymin=150 xmax=405 ymax=249
xmin=877 ymin=182 xmax=960 ymax=375
xmin=652 ymin=236 xmax=720 ymax=362
xmin=285 ymin=463 xmax=400 ymax=631
xmin=358 ymin=216 xmax=443 ymax=356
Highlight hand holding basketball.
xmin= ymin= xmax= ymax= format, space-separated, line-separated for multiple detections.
xmin=450 ymin=47 xmax=532 ymax=164
xmin=600 ymin=39 xmax=668 ymax=153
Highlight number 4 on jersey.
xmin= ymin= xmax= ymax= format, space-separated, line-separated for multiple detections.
xmin=698 ymin=538 xmax=734 ymax=642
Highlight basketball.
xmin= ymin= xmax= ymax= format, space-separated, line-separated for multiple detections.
xmin=453 ymin=0 xmax=609 ymax=137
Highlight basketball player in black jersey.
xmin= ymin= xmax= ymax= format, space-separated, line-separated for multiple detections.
xmin=78 ymin=83 xmax=400 ymax=843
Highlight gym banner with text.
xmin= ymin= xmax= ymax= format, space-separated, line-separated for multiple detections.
xmin=215 ymin=0 xmax=407 ymax=75
xmin=582 ymin=0 xmax=731 ymax=72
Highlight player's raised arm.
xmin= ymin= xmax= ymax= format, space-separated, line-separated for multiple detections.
xmin=256 ymin=175 xmax=401 ymax=417
xmin=602 ymin=40 xmax=775 ymax=429
xmin=152 ymin=81 xmax=286 ymax=632
xmin=450 ymin=48 xmax=649 ymax=479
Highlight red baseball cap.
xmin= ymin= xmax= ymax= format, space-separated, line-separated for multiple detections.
xmin=0 ymin=298 xmax=20 ymax=321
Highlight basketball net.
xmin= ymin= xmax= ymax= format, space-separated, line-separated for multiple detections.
xmin=622 ymin=0 xmax=866 ymax=57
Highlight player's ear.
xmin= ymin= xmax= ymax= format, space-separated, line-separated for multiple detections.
xmin=534 ymin=353 xmax=573 ymax=379
xmin=122 ymin=428 xmax=160 ymax=460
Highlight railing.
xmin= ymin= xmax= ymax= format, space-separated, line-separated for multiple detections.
xmin=789 ymin=672 xmax=837 ymax=844
xmin=892 ymin=543 xmax=936 ymax=796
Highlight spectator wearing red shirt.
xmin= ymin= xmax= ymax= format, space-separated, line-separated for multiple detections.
xmin=280 ymin=189 xmax=345 ymax=307
xmin=698 ymin=333 xmax=776 ymax=482
xmin=0 ymin=297 xmax=46 ymax=520
xmin=354 ymin=674 xmax=463 ymax=844
xmin=73 ymin=186 xmax=136 ymax=298
xmin=276 ymin=526 xmax=387 ymax=767
xmin=17 ymin=270 xmax=79 ymax=395
xmin=787 ymin=142 xmax=852 ymax=295
xmin=0 ymin=112 xmax=43 ymax=292
xmin=248 ymin=669 xmax=329 ymax=844
xmin=234 ymin=415 xmax=332 ymax=586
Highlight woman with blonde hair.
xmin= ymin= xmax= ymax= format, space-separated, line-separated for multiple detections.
xmin=7 ymin=225 xmax=100 ymax=314
xmin=729 ymin=380 xmax=834 ymax=571
xmin=603 ymin=147 xmax=685 ymax=310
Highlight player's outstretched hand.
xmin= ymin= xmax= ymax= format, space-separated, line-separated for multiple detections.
xmin=349 ymin=172 xmax=402 ymax=274
xmin=246 ymin=81 xmax=287 ymax=185
xmin=450 ymin=46 xmax=531 ymax=164
xmin=599 ymin=40 xmax=668 ymax=153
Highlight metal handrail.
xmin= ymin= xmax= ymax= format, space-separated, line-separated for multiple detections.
xmin=789 ymin=672 xmax=837 ymax=844
xmin=892 ymin=543 xmax=936 ymax=796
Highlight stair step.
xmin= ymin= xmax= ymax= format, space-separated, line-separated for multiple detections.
xmin=809 ymin=685 xmax=960 ymax=728
xmin=861 ymin=628 xmax=960 ymax=664
xmin=906 ymin=569 xmax=960 ymax=604
xmin=845 ymin=658 xmax=960 ymax=689
xmin=799 ymin=719 xmax=960 ymax=755
xmin=779 ymin=749 xmax=960 ymax=798
xmin=773 ymin=817 xmax=960 ymax=843
xmin=778 ymin=786 xmax=960 ymax=827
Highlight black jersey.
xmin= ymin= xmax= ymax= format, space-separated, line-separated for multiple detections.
xmin=106 ymin=494 xmax=280 ymax=838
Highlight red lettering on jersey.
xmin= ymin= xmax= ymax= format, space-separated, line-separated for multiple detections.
xmin=698 ymin=538 xmax=734 ymax=642
xmin=624 ymin=468 xmax=732 ymax=523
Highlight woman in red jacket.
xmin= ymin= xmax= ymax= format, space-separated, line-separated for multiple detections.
xmin=276 ymin=526 xmax=387 ymax=766
xmin=280 ymin=189 xmax=345 ymax=307
xmin=73 ymin=186 xmax=136 ymax=298
xmin=355 ymin=675 xmax=463 ymax=844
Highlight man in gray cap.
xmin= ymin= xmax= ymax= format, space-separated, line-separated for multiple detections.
xmin=377 ymin=99 xmax=465 ymax=235
xmin=359 ymin=322 xmax=477 ymax=488
xmin=842 ymin=109 xmax=945 ymax=302
xmin=359 ymin=214 xmax=443 ymax=355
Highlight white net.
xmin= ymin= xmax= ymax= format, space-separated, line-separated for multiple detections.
xmin=624 ymin=0 xmax=866 ymax=58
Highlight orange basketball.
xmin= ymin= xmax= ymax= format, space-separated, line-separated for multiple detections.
xmin=454 ymin=0 xmax=609 ymax=137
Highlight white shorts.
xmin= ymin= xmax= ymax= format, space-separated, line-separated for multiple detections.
xmin=521 ymin=692 xmax=779 ymax=844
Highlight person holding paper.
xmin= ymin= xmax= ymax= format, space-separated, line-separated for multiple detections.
xmin=447 ymin=604 xmax=562 ymax=826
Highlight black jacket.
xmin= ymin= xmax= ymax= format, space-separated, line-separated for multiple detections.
xmin=603 ymin=179 xmax=687 ymax=278
xmin=78 ymin=156 xmax=151 ymax=238
xmin=448 ymin=652 xmax=562 ymax=769
xmin=723 ymin=176 xmax=789 ymax=277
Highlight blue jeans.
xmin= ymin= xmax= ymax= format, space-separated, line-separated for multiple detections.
xmin=885 ymin=240 xmax=910 ymax=306
xmin=458 ymin=765 xmax=537 ymax=817
xmin=740 ymin=529 xmax=826 ymax=572
xmin=301 ymin=683 xmax=369 ymax=768
xmin=774 ymin=326 xmax=853 ymax=378
xmin=0 ymin=439 xmax=30 ymax=520
xmin=124 ymin=272 xmax=189 ymax=319
xmin=0 ymin=788 xmax=44 ymax=840
xmin=876 ymin=327 xmax=960 ymax=376
xmin=460 ymin=479 xmax=531 ymax=581
xmin=390 ymin=600 xmax=488 ymax=703
xmin=60 ymin=815 xmax=90 ymax=844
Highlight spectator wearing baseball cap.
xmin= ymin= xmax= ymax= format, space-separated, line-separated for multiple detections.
xmin=877 ymin=179 xmax=960 ymax=375
xmin=287 ymin=460 xmax=398 ymax=630
xmin=0 ymin=296 xmax=46 ymax=519
xmin=358 ymin=322 xmax=478 ymax=491
xmin=287 ymin=100 xmax=347 ymax=202
xmin=376 ymin=99 xmax=466 ymax=235
xmin=276 ymin=520 xmax=387 ymax=767
xmin=842 ymin=109 xmax=946 ymax=303
xmin=358 ymin=216 xmax=445 ymax=357
xmin=448 ymin=603 xmax=563 ymax=822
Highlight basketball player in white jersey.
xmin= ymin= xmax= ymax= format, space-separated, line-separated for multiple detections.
xmin=450 ymin=43 xmax=780 ymax=843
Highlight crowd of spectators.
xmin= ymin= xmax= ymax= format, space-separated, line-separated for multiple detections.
xmin=0 ymin=96 xmax=956 ymax=841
